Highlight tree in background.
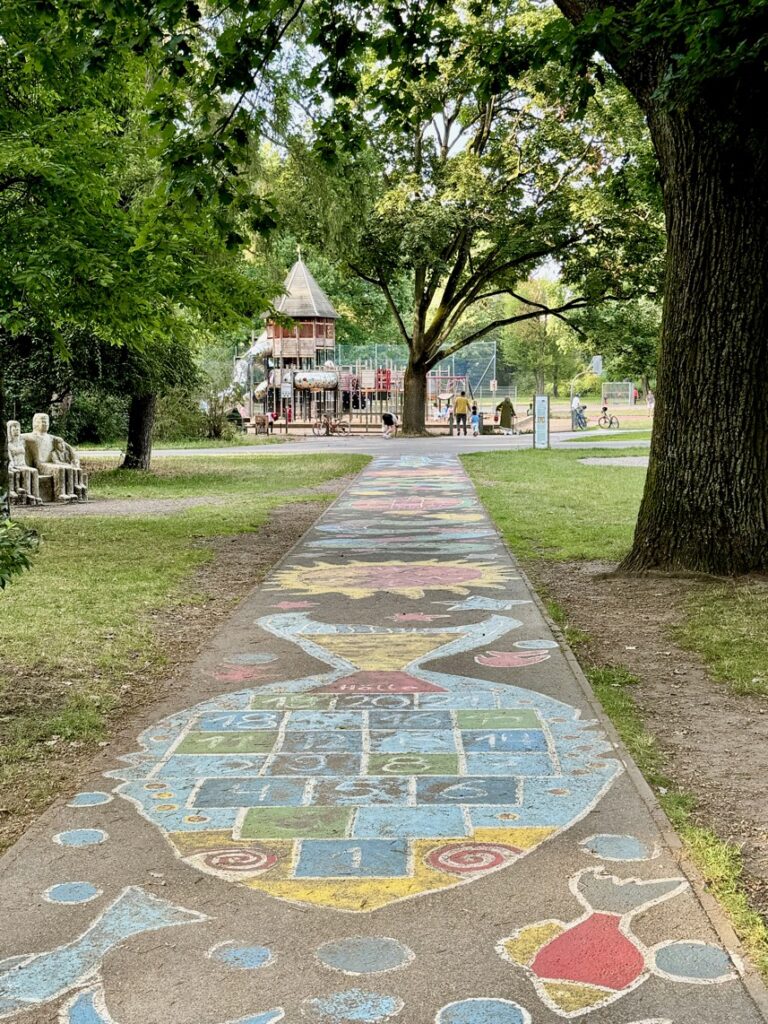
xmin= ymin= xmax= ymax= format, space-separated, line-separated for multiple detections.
xmin=575 ymin=298 xmax=661 ymax=396
xmin=279 ymin=2 xmax=663 ymax=432
xmin=552 ymin=0 xmax=768 ymax=573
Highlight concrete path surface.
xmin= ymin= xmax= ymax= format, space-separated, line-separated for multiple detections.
xmin=0 ymin=454 xmax=763 ymax=1024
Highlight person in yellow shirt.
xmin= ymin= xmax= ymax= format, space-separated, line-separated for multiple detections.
xmin=453 ymin=391 xmax=471 ymax=435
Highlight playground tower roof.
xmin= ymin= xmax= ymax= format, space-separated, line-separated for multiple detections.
xmin=274 ymin=258 xmax=339 ymax=320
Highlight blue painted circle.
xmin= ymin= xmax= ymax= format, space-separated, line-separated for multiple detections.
xmin=581 ymin=834 xmax=652 ymax=861
xmin=514 ymin=640 xmax=559 ymax=650
xmin=68 ymin=791 xmax=112 ymax=807
xmin=302 ymin=989 xmax=403 ymax=1022
xmin=53 ymin=828 xmax=108 ymax=847
xmin=655 ymin=941 xmax=732 ymax=980
xmin=224 ymin=653 xmax=277 ymax=665
xmin=211 ymin=944 xmax=274 ymax=970
xmin=45 ymin=881 xmax=102 ymax=904
xmin=317 ymin=937 xmax=413 ymax=976
xmin=437 ymin=999 xmax=528 ymax=1024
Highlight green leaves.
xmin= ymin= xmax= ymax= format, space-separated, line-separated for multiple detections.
xmin=0 ymin=518 xmax=39 ymax=590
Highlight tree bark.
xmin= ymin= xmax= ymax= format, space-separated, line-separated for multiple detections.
xmin=401 ymin=356 xmax=429 ymax=434
xmin=0 ymin=358 xmax=9 ymax=519
xmin=121 ymin=393 xmax=157 ymax=470
xmin=621 ymin=101 xmax=768 ymax=573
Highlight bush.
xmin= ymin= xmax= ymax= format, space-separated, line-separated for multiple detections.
xmin=0 ymin=516 xmax=40 ymax=589
xmin=153 ymin=391 xmax=208 ymax=441
xmin=53 ymin=391 xmax=129 ymax=445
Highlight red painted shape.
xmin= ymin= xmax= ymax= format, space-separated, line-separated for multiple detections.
xmin=272 ymin=601 xmax=317 ymax=609
xmin=214 ymin=666 xmax=268 ymax=683
xmin=475 ymin=650 xmax=550 ymax=668
xmin=313 ymin=671 xmax=447 ymax=694
xmin=531 ymin=913 xmax=645 ymax=991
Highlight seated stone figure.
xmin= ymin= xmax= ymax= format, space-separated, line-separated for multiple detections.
xmin=6 ymin=420 xmax=42 ymax=505
xmin=50 ymin=436 xmax=88 ymax=501
xmin=22 ymin=413 xmax=87 ymax=502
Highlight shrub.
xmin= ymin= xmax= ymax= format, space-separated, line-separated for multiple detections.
xmin=0 ymin=516 xmax=40 ymax=589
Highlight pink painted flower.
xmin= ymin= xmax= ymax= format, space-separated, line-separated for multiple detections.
xmin=271 ymin=600 xmax=317 ymax=610
xmin=474 ymin=649 xmax=551 ymax=668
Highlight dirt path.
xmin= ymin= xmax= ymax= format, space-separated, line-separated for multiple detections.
xmin=532 ymin=559 xmax=768 ymax=915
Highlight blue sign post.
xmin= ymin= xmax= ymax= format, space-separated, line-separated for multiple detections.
xmin=533 ymin=394 xmax=550 ymax=449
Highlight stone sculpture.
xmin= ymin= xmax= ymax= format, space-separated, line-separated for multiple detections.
xmin=5 ymin=413 xmax=89 ymax=503
xmin=6 ymin=420 xmax=42 ymax=505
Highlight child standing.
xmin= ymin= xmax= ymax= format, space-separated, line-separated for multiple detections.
xmin=470 ymin=408 xmax=481 ymax=436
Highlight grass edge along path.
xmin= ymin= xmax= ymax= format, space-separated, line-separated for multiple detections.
xmin=0 ymin=454 xmax=368 ymax=850
xmin=546 ymin=598 xmax=768 ymax=982
xmin=462 ymin=449 xmax=768 ymax=982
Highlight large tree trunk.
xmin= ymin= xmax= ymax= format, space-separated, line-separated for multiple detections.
xmin=622 ymin=103 xmax=768 ymax=573
xmin=0 ymin=359 xmax=9 ymax=520
xmin=121 ymin=393 xmax=157 ymax=470
xmin=401 ymin=356 xmax=429 ymax=434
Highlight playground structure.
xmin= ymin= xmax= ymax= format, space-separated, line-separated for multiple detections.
xmin=234 ymin=258 xmax=485 ymax=431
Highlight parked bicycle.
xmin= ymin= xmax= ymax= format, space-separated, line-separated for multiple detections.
xmin=597 ymin=410 xmax=620 ymax=429
xmin=312 ymin=416 xmax=350 ymax=437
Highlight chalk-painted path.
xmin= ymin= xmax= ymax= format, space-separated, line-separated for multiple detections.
xmin=0 ymin=454 xmax=764 ymax=1024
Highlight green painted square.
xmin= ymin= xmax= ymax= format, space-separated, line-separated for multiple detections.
xmin=456 ymin=709 xmax=540 ymax=730
xmin=249 ymin=694 xmax=335 ymax=710
xmin=176 ymin=731 xmax=276 ymax=755
xmin=240 ymin=806 xmax=351 ymax=839
xmin=367 ymin=754 xmax=460 ymax=776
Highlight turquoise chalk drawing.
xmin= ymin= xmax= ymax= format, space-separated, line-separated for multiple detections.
xmin=43 ymin=883 xmax=102 ymax=906
xmin=301 ymin=989 xmax=404 ymax=1022
xmin=435 ymin=998 xmax=531 ymax=1024
xmin=58 ymin=982 xmax=285 ymax=1024
xmin=67 ymin=793 xmax=113 ymax=808
xmin=53 ymin=829 xmax=108 ymax=848
xmin=579 ymin=834 xmax=658 ymax=862
xmin=316 ymin=937 xmax=414 ymax=976
xmin=207 ymin=942 xmax=275 ymax=970
xmin=652 ymin=941 xmax=737 ymax=983
xmin=0 ymin=887 xmax=206 ymax=1019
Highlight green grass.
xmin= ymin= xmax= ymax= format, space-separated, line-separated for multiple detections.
xmin=464 ymin=447 xmax=648 ymax=561
xmin=0 ymin=454 xmax=367 ymax=816
xmin=80 ymin=434 xmax=285 ymax=450
xmin=675 ymin=582 xmax=768 ymax=696
xmin=467 ymin=452 xmax=768 ymax=975
xmin=563 ymin=429 xmax=652 ymax=443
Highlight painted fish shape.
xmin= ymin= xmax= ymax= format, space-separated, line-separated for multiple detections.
xmin=497 ymin=868 xmax=689 ymax=1017
xmin=108 ymin=614 xmax=621 ymax=913
xmin=59 ymin=981 xmax=283 ymax=1024
xmin=0 ymin=887 xmax=206 ymax=1020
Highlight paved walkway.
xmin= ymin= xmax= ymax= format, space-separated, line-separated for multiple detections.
xmin=0 ymin=455 xmax=762 ymax=1024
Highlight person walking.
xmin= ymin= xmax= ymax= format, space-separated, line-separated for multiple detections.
xmin=453 ymin=391 xmax=471 ymax=436
xmin=496 ymin=396 xmax=516 ymax=435
xmin=646 ymin=389 xmax=655 ymax=414
xmin=470 ymin=407 xmax=481 ymax=436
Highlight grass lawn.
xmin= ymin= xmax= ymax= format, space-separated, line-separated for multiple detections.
xmin=463 ymin=447 xmax=768 ymax=696
xmin=79 ymin=434 xmax=285 ymax=450
xmin=464 ymin=447 xmax=768 ymax=974
xmin=563 ymin=429 xmax=652 ymax=443
xmin=0 ymin=453 xmax=367 ymax=837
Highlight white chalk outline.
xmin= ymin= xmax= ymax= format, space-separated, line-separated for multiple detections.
xmin=315 ymin=935 xmax=415 ymax=977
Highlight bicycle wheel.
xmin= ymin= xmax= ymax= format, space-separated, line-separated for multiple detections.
xmin=610 ymin=415 xmax=620 ymax=429
xmin=335 ymin=420 xmax=350 ymax=435
xmin=597 ymin=415 xmax=609 ymax=429
xmin=312 ymin=421 xmax=325 ymax=437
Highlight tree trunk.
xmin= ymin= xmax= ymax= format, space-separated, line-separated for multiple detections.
xmin=121 ymin=393 xmax=157 ymax=470
xmin=622 ymin=103 xmax=768 ymax=573
xmin=0 ymin=359 xmax=9 ymax=520
xmin=401 ymin=356 xmax=429 ymax=434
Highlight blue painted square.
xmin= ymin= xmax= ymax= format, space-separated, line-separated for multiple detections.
xmin=285 ymin=710 xmax=362 ymax=731
xmin=280 ymin=730 xmax=362 ymax=753
xmin=369 ymin=730 xmax=457 ymax=754
xmin=416 ymin=776 xmax=520 ymax=805
xmin=196 ymin=711 xmax=282 ymax=732
xmin=313 ymin=777 xmax=410 ymax=805
xmin=295 ymin=838 xmax=409 ymax=878
xmin=264 ymin=753 xmax=362 ymax=776
xmin=159 ymin=754 xmax=268 ymax=779
xmin=418 ymin=693 xmax=498 ymax=709
xmin=335 ymin=694 xmax=416 ymax=710
xmin=368 ymin=710 xmax=453 ymax=731
xmin=352 ymin=805 xmax=468 ymax=839
xmin=461 ymin=730 xmax=547 ymax=753
xmin=464 ymin=752 xmax=554 ymax=777
xmin=194 ymin=776 xmax=307 ymax=807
